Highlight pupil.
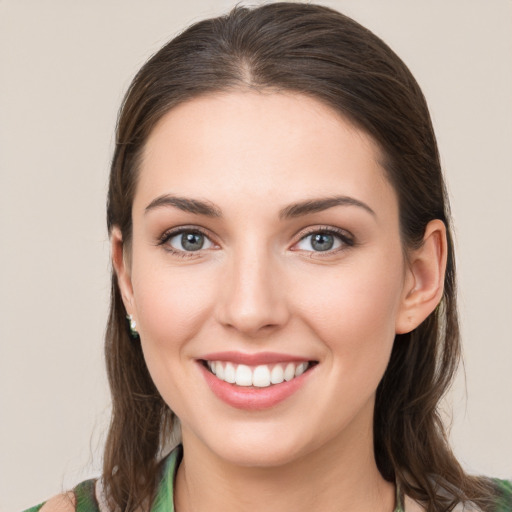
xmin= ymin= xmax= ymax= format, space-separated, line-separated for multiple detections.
xmin=182 ymin=232 xmax=204 ymax=251
xmin=312 ymin=233 xmax=333 ymax=251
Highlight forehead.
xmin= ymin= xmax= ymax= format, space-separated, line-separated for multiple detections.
xmin=135 ymin=91 xmax=396 ymax=218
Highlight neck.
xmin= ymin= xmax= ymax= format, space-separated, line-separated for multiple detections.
xmin=175 ymin=421 xmax=395 ymax=512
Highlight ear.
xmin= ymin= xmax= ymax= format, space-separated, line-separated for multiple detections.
xmin=395 ymin=219 xmax=448 ymax=334
xmin=111 ymin=226 xmax=135 ymax=315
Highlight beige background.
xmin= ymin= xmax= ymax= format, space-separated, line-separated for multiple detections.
xmin=1 ymin=1 xmax=511 ymax=510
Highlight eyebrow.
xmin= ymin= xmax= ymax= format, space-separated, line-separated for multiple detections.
xmin=278 ymin=196 xmax=375 ymax=219
xmin=145 ymin=195 xmax=222 ymax=217
xmin=144 ymin=194 xmax=375 ymax=219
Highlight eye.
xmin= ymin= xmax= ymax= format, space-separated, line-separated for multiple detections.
xmin=294 ymin=229 xmax=353 ymax=253
xmin=164 ymin=230 xmax=215 ymax=252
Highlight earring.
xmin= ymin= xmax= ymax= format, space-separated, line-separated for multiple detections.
xmin=126 ymin=314 xmax=139 ymax=339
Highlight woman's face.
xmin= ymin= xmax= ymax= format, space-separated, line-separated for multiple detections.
xmin=118 ymin=91 xmax=415 ymax=467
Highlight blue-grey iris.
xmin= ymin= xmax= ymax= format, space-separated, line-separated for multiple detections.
xmin=311 ymin=233 xmax=334 ymax=251
xmin=182 ymin=232 xmax=204 ymax=251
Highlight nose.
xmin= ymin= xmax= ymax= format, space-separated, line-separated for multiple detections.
xmin=215 ymin=244 xmax=290 ymax=337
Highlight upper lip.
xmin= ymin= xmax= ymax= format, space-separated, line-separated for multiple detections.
xmin=199 ymin=351 xmax=313 ymax=366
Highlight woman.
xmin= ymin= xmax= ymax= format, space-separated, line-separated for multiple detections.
xmin=26 ymin=3 xmax=511 ymax=512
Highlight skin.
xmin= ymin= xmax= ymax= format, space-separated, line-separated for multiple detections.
xmin=112 ymin=91 xmax=446 ymax=512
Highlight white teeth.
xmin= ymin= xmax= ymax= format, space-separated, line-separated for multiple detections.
xmin=224 ymin=362 xmax=236 ymax=383
xmin=252 ymin=365 xmax=271 ymax=387
xmin=206 ymin=360 xmax=311 ymax=387
xmin=270 ymin=365 xmax=285 ymax=384
xmin=215 ymin=361 xmax=225 ymax=380
xmin=284 ymin=363 xmax=296 ymax=381
xmin=295 ymin=362 xmax=307 ymax=377
xmin=235 ymin=364 xmax=253 ymax=386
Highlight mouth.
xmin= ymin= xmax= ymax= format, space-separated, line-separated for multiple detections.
xmin=197 ymin=351 xmax=319 ymax=410
xmin=201 ymin=359 xmax=317 ymax=388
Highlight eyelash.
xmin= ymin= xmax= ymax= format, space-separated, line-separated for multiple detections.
xmin=157 ymin=225 xmax=355 ymax=258
xmin=157 ymin=226 xmax=215 ymax=259
xmin=293 ymin=226 xmax=355 ymax=255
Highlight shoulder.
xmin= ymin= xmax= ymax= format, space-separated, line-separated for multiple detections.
xmin=402 ymin=479 xmax=512 ymax=512
xmin=26 ymin=492 xmax=76 ymax=512
xmin=23 ymin=478 xmax=100 ymax=512
xmin=493 ymin=479 xmax=512 ymax=512
xmin=21 ymin=446 xmax=182 ymax=512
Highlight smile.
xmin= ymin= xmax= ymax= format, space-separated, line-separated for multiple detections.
xmin=204 ymin=360 xmax=312 ymax=387
xmin=198 ymin=353 xmax=318 ymax=410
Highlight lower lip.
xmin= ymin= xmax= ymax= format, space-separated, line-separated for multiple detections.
xmin=198 ymin=362 xmax=313 ymax=411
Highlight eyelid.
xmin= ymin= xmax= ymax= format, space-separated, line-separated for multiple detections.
xmin=290 ymin=225 xmax=355 ymax=253
xmin=157 ymin=225 xmax=219 ymax=255
xmin=156 ymin=224 xmax=354 ymax=256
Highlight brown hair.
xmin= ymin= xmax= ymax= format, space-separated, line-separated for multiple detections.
xmin=105 ymin=3 xmax=498 ymax=510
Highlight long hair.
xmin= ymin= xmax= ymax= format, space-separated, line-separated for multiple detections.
xmin=105 ymin=3 xmax=498 ymax=510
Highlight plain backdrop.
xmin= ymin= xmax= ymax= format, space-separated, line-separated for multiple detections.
xmin=1 ymin=1 xmax=511 ymax=510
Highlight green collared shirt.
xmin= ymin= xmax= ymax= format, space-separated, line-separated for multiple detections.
xmin=22 ymin=447 xmax=511 ymax=512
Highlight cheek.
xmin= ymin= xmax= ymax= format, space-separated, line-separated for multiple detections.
xmin=295 ymin=258 xmax=404 ymax=366
xmin=130 ymin=257 xmax=217 ymax=357
xmin=129 ymin=258 xmax=220 ymax=414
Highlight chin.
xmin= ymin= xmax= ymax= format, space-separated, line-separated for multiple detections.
xmin=217 ymin=441 xmax=307 ymax=468
xmin=189 ymin=421 xmax=323 ymax=469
